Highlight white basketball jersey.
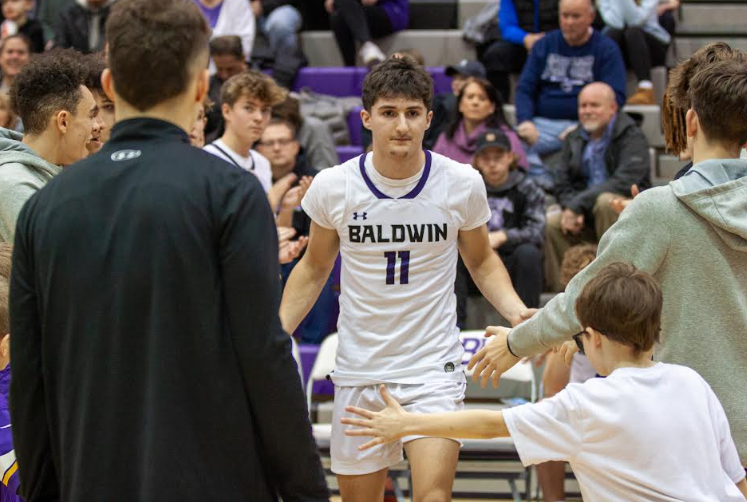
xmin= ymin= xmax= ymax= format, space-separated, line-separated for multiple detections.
xmin=302 ymin=151 xmax=491 ymax=386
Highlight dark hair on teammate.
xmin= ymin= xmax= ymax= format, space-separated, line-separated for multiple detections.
xmin=9 ymin=48 xmax=87 ymax=135
xmin=445 ymin=77 xmax=510 ymax=140
xmin=662 ymin=42 xmax=747 ymax=155
xmin=106 ymin=0 xmax=210 ymax=111
xmin=221 ymin=69 xmax=287 ymax=108
xmin=210 ymin=35 xmax=244 ymax=60
xmin=575 ymin=262 xmax=662 ymax=355
xmin=84 ymin=52 xmax=107 ymax=93
xmin=0 ymin=33 xmax=31 ymax=54
xmin=689 ymin=58 xmax=747 ymax=149
xmin=361 ymin=55 xmax=433 ymax=111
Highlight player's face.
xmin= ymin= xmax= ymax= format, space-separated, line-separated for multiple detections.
xmin=0 ymin=37 xmax=30 ymax=78
xmin=223 ymin=95 xmax=272 ymax=147
xmin=60 ymin=85 xmax=99 ymax=165
xmin=459 ymin=82 xmax=495 ymax=124
xmin=474 ymin=147 xmax=512 ymax=187
xmin=364 ymin=97 xmax=432 ymax=159
xmin=89 ymin=89 xmax=115 ymax=145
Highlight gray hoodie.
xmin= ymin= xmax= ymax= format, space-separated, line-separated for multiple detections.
xmin=0 ymin=128 xmax=62 ymax=243
xmin=510 ymin=158 xmax=747 ymax=464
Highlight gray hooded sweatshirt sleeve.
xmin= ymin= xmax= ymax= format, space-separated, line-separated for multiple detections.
xmin=509 ymin=158 xmax=747 ymax=464
xmin=0 ymin=128 xmax=62 ymax=243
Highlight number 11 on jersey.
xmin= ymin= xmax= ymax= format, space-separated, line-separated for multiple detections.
xmin=384 ymin=251 xmax=410 ymax=285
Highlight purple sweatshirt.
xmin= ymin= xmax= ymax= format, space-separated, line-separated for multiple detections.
xmin=432 ymin=121 xmax=529 ymax=168
xmin=0 ymin=366 xmax=20 ymax=502
xmin=380 ymin=0 xmax=409 ymax=32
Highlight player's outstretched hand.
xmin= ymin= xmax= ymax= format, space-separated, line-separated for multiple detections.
xmin=468 ymin=326 xmax=520 ymax=389
xmin=342 ymin=385 xmax=408 ymax=451
xmin=554 ymin=340 xmax=578 ymax=366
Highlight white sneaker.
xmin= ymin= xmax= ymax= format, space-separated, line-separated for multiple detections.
xmin=358 ymin=41 xmax=386 ymax=67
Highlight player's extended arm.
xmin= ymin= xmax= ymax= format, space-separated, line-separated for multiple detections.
xmin=280 ymin=221 xmax=340 ymax=333
xmin=342 ymin=385 xmax=509 ymax=450
xmin=458 ymin=224 xmax=527 ymax=326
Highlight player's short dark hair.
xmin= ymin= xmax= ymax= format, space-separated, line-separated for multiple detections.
xmin=361 ymin=56 xmax=433 ymax=111
xmin=221 ymin=69 xmax=287 ymax=108
xmin=106 ymin=0 xmax=210 ymax=111
xmin=689 ymin=58 xmax=747 ymax=149
xmin=210 ymin=35 xmax=243 ymax=60
xmin=10 ymin=48 xmax=87 ymax=135
xmin=84 ymin=52 xmax=107 ymax=93
xmin=575 ymin=262 xmax=662 ymax=355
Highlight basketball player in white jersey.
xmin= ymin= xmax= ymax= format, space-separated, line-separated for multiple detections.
xmin=280 ymin=56 xmax=530 ymax=501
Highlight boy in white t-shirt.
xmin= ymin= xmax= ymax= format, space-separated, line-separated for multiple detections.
xmin=203 ymin=69 xmax=289 ymax=209
xmin=280 ymin=56 xmax=531 ymax=501
xmin=343 ymin=262 xmax=747 ymax=502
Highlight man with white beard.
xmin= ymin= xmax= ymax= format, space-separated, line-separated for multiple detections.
xmin=544 ymin=81 xmax=650 ymax=292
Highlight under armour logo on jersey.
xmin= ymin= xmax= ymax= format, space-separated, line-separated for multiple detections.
xmin=353 ymin=212 xmax=368 ymax=220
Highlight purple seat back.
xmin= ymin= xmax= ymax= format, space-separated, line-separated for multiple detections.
xmin=337 ymin=145 xmax=364 ymax=163
xmin=293 ymin=67 xmax=452 ymax=97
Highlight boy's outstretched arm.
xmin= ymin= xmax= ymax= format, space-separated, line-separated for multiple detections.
xmin=737 ymin=477 xmax=747 ymax=499
xmin=341 ymin=385 xmax=510 ymax=450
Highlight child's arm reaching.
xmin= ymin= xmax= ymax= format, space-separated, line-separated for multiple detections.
xmin=341 ymin=384 xmax=510 ymax=451
xmin=736 ymin=477 xmax=747 ymax=499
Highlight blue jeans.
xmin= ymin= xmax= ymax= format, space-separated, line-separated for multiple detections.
xmin=259 ymin=5 xmax=302 ymax=55
xmin=525 ymin=116 xmax=577 ymax=190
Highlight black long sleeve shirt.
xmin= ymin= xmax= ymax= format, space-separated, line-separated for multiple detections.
xmin=9 ymin=118 xmax=328 ymax=502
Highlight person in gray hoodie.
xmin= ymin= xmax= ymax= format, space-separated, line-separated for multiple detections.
xmin=468 ymin=58 xmax=747 ymax=466
xmin=0 ymin=48 xmax=98 ymax=243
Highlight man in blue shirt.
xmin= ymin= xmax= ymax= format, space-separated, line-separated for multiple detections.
xmin=514 ymin=0 xmax=626 ymax=189
xmin=545 ymin=82 xmax=650 ymax=292
xmin=479 ymin=0 xmax=559 ymax=103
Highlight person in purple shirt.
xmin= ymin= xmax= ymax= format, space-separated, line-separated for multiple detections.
xmin=325 ymin=0 xmax=409 ymax=66
xmin=0 ymin=247 xmax=20 ymax=502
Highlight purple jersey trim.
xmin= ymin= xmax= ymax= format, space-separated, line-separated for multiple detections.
xmin=358 ymin=150 xmax=432 ymax=200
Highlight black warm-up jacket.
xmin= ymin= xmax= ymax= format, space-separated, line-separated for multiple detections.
xmin=9 ymin=118 xmax=329 ymax=502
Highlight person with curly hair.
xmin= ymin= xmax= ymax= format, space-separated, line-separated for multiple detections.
xmin=0 ymin=48 xmax=100 ymax=243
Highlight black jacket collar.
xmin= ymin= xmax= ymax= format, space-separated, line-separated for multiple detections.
xmin=109 ymin=118 xmax=190 ymax=144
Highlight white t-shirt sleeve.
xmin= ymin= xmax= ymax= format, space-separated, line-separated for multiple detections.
xmin=503 ymin=387 xmax=584 ymax=465
xmin=301 ymin=166 xmax=345 ymax=230
xmin=707 ymin=383 xmax=746 ymax=483
xmin=250 ymin=151 xmax=272 ymax=194
xmin=445 ymin=160 xmax=491 ymax=231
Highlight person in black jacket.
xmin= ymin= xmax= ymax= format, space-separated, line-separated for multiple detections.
xmin=545 ymin=82 xmax=650 ymax=292
xmin=479 ymin=0 xmax=559 ymax=102
xmin=9 ymin=0 xmax=329 ymax=500
xmin=53 ymin=0 xmax=114 ymax=53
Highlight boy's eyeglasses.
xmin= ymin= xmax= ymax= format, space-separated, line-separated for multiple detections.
xmin=572 ymin=330 xmax=587 ymax=355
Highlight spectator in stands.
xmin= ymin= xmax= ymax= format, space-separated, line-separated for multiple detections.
xmin=545 ymin=82 xmax=649 ymax=292
xmin=456 ymin=128 xmax=544 ymax=325
xmin=204 ymin=70 xmax=290 ymax=210
xmin=515 ymin=0 xmax=626 ymax=189
xmin=597 ymin=0 xmax=671 ymax=105
xmin=472 ymin=57 xmax=747 ymax=469
xmin=0 ymin=243 xmax=20 ymax=502
xmin=83 ymin=53 xmax=112 ymax=154
xmin=273 ymin=95 xmax=339 ymax=168
xmin=54 ymin=0 xmax=115 ymax=53
xmin=190 ymin=98 xmax=212 ymax=148
xmin=0 ymin=49 xmax=96 ymax=243
xmin=536 ymin=241 xmax=596 ymax=502
xmin=1 ymin=0 xmax=44 ymax=52
xmin=657 ymin=0 xmax=679 ymax=38
xmin=0 ymin=92 xmax=18 ymax=130
xmin=194 ymin=0 xmax=255 ymax=64
xmin=479 ymin=0 xmax=560 ymax=103
xmin=250 ymin=0 xmax=305 ymax=88
xmin=326 ymin=0 xmax=409 ymax=67
xmin=204 ymin=36 xmax=247 ymax=143
xmin=433 ymin=77 xmax=528 ymax=168
xmin=0 ymin=34 xmax=30 ymax=99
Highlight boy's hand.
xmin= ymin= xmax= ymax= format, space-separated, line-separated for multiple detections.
xmin=342 ymin=385 xmax=408 ymax=451
xmin=554 ymin=340 xmax=579 ymax=366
